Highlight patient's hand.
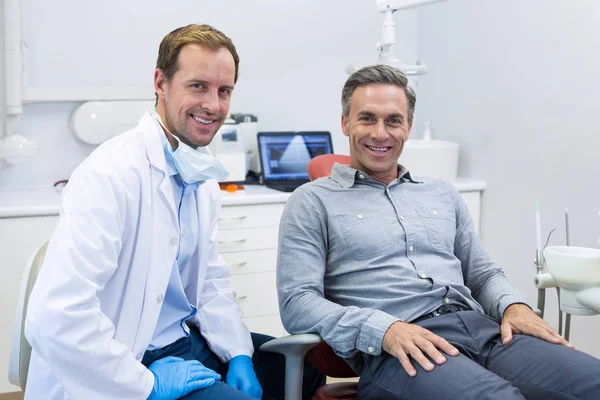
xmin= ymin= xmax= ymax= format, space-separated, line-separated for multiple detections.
xmin=382 ymin=321 xmax=459 ymax=377
xmin=500 ymin=303 xmax=574 ymax=348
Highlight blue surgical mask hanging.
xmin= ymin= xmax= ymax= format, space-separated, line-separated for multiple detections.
xmin=153 ymin=113 xmax=229 ymax=184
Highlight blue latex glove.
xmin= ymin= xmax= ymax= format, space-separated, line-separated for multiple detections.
xmin=226 ymin=355 xmax=262 ymax=399
xmin=147 ymin=356 xmax=221 ymax=400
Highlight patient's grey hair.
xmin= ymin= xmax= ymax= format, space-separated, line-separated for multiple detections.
xmin=341 ymin=65 xmax=417 ymax=125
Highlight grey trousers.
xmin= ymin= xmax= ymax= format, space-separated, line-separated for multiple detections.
xmin=358 ymin=310 xmax=600 ymax=400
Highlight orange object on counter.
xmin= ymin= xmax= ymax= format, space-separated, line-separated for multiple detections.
xmin=219 ymin=183 xmax=245 ymax=193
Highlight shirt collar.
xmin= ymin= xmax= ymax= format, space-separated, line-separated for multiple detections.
xmin=329 ymin=162 xmax=420 ymax=189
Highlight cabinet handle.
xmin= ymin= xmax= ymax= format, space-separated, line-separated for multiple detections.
xmin=235 ymin=294 xmax=248 ymax=300
xmin=219 ymin=238 xmax=247 ymax=245
xmin=229 ymin=261 xmax=248 ymax=268
xmin=219 ymin=216 xmax=248 ymax=222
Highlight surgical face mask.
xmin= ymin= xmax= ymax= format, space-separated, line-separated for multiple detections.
xmin=153 ymin=113 xmax=229 ymax=184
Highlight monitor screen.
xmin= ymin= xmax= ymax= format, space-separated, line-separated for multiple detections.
xmin=258 ymin=132 xmax=333 ymax=181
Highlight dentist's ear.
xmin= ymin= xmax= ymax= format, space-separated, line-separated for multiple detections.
xmin=154 ymin=69 xmax=168 ymax=100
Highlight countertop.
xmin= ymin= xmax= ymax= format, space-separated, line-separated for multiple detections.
xmin=0 ymin=178 xmax=486 ymax=218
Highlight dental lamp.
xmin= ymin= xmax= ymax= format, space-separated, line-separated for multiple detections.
xmin=346 ymin=0 xmax=448 ymax=75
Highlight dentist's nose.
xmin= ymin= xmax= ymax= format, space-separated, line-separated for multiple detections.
xmin=201 ymin=90 xmax=220 ymax=115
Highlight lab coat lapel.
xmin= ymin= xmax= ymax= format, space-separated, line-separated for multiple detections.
xmin=134 ymin=113 xmax=179 ymax=350
xmin=142 ymin=112 xmax=178 ymax=226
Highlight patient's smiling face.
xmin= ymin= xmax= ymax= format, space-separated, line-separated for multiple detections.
xmin=341 ymin=83 xmax=412 ymax=185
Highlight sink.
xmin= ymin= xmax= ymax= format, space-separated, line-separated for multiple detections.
xmin=543 ymin=246 xmax=600 ymax=315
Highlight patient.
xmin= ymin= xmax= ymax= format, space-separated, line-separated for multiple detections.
xmin=276 ymin=64 xmax=600 ymax=399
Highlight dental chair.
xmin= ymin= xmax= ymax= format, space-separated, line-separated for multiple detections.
xmin=8 ymin=242 xmax=48 ymax=391
xmin=307 ymin=154 xmax=352 ymax=182
xmin=260 ymin=154 xmax=359 ymax=400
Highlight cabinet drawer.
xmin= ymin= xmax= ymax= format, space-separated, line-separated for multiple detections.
xmin=218 ymin=227 xmax=278 ymax=253
xmin=231 ymin=272 xmax=278 ymax=318
xmin=243 ymin=315 xmax=287 ymax=338
xmin=219 ymin=204 xmax=284 ymax=230
xmin=222 ymin=249 xmax=278 ymax=275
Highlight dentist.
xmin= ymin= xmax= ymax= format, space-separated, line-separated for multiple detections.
xmin=24 ymin=24 xmax=323 ymax=400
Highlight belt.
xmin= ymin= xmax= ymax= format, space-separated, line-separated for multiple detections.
xmin=413 ymin=304 xmax=468 ymax=324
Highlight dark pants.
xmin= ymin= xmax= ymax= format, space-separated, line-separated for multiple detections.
xmin=358 ymin=310 xmax=600 ymax=400
xmin=142 ymin=326 xmax=325 ymax=400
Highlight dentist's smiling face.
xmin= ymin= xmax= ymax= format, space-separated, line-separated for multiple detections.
xmin=342 ymin=83 xmax=412 ymax=185
xmin=154 ymin=43 xmax=235 ymax=149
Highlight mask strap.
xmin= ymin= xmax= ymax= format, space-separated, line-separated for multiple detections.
xmin=154 ymin=114 xmax=177 ymax=139
xmin=153 ymin=112 xmax=214 ymax=156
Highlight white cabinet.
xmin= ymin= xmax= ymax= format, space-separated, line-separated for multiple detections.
xmin=218 ymin=202 xmax=287 ymax=338
xmin=0 ymin=216 xmax=60 ymax=394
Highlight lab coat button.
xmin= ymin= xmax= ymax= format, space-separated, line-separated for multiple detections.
xmin=419 ymin=273 xmax=426 ymax=279
xmin=368 ymin=346 xmax=375 ymax=353
xmin=169 ymin=237 xmax=178 ymax=246
xmin=400 ymin=215 xmax=405 ymax=221
xmin=433 ymin=210 xmax=439 ymax=215
xmin=357 ymin=214 xmax=364 ymax=220
xmin=409 ymin=245 xmax=414 ymax=252
xmin=136 ymin=353 xmax=142 ymax=360
xmin=444 ymin=298 xmax=450 ymax=304
xmin=157 ymin=295 xmax=164 ymax=304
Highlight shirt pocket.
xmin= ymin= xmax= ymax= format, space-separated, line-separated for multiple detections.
xmin=415 ymin=206 xmax=456 ymax=252
xmin=338 ymin=213 xmax=395 ymax=261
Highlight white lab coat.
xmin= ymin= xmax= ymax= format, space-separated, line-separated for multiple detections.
xmin=24 ymin=112 xmax=253 ymax=400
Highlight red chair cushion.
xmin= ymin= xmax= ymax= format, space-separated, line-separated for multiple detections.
xmin=307 ymin=154 xmax=351 ymax=181
xmin=313 ymin=382 xmax=359 ymax=400
xmin=306 ymin=342 xmax=357 ymax=378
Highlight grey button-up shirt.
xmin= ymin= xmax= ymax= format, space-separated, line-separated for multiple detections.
xmin=277 ymin=163 xmax=526 ymax=373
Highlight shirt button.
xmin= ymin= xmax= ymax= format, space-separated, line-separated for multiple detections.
xmin=169 ymin=237 xmax=178 ymax=246
xmin=181 ymin=230 xmax=186 ymax=238
xmin=357 ymin=214 xmax=364 ymax=220
xmin=156 ymin=295 xmax=164 ymax=304
xmin=368 ymin=346 xmax=375 ymax=353
xmin=409 ymin=245 xmax=414 ymax=252
xmin=136 ymin=353 xmax=143 ymax=360
xmin=359 ymin=174 xmax=365 ymax=180
xmin=400 ymin=215 xmax=405 ymax=221
xmin=444 ymin=298 xmax=450 ymax=304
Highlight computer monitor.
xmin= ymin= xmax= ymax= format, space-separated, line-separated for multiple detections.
xmin=257 ymin=131 xmax=334 ymax=192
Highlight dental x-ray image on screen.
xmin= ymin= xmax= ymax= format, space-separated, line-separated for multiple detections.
xmin=257 ymin=131 xmax=333 ymax=192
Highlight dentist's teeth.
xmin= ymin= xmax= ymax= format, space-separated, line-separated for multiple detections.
xmin=367 ymin=146 xmax=388 ymax=152
xmin=192 ymin=115 xmax=213 ymax=124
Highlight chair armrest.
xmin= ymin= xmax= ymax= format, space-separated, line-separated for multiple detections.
xmin=259 ymin=334 xmax=323 ymax=400
xmin=260 ymin=333 xmax=323 ymax=356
